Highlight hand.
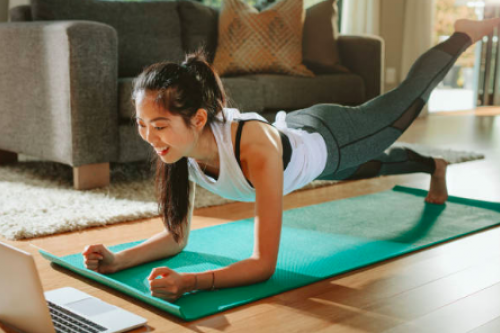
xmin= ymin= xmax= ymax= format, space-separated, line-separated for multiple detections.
xmin=82 ymin=244 xmax=120 ymax=274
xmin=148 ymin=267 xmax=188 ymax=302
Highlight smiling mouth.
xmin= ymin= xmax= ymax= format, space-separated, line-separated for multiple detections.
xmin=154 ymin=147 xmax=169 ymax=156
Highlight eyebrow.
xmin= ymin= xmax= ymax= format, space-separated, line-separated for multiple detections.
xmin=135 ymin=117 xmax=170 ymax=122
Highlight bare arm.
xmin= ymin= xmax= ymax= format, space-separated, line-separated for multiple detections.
xmin=116 ymin=180 xmax=196 ymax=269
xmin=83 ymin=180 xmax=196 ymax=273
xmin=181 ymin=124 xmax=284 ymax=291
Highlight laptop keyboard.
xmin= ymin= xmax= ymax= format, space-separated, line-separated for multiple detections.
xmin=47 ymin=301 xmax=108 ymax=333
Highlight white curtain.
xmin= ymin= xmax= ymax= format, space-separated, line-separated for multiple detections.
xmin=400 ymin=0 xmax=435 ymax=116
xmin=341 ymin=0 xmax=381 ymax=36
xmin=7 ymin=0 xmax=29 ymax=10
xmin=400 ymin=0 xmax=436 ymax=81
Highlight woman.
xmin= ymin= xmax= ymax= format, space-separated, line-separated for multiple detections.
xmin=83 ymin=18 xmax=500 ymax=302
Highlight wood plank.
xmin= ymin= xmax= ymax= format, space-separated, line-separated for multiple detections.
xmin=385 ymin=281 xmax=500 ymax=333
xmin=338 ymin=255 xmax=500 ymax=332
xmin=432 ymin=106 xmax=500 ymax=116
xmin=469 ymin=315 xmax=500 ymax=333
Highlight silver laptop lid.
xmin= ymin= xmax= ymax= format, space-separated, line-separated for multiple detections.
xmin=0 ymin=241 xmax=55 ymax=333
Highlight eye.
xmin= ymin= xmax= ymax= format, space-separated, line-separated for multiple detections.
xmin=136 ymin=123 xmax=145 ymax=128
xmin=154 ymin=126 xmax=165 ymax=131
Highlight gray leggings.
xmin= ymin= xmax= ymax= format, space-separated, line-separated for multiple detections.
xmin=285 ymin=32 xmax=472 ymax=181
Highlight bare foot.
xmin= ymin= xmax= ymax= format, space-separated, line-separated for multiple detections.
xmin=425 ymin=158 xmax=449 ymax=205
xmin=454 ymin=18 xmax=500 ymax=44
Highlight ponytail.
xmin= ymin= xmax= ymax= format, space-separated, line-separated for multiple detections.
xmin=132 ymin=47 xmax=227 ymax=244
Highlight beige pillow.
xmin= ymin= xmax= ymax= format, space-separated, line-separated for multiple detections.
xmin=213 ymin=0 xmax=314 ymax=77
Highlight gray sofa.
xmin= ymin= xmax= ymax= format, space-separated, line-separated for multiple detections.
xmin=0 ymin=0 xmax=384 ymax=190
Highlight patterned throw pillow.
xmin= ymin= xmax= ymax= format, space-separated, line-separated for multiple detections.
xmin=212 ymin=0 xmax=314 ymax=77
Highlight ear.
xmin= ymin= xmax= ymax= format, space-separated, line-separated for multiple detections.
xmin=192 ymin=108 xmax=208 ymax=130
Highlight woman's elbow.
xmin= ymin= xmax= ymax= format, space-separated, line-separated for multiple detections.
xmin=179 ymin=241 xmax=188 ymax=253
xmin=262 ymin=272 xmax=274 ymax=282
xmin=177 ymin=229 xmax=190 ymax=252
xmin=253 ymin=257 xmax=277 ymax=280
xmin=261 ymin=265 xmax=276 ymax=281
xmin=176 ymin=238 xmax=188 ymax=253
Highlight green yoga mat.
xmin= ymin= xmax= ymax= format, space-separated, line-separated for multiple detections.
xmin=40 ymin=186 xmax=500 ymax=321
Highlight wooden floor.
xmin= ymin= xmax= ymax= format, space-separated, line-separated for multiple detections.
xmin=1 ymin=110 xmax=500 ymax=333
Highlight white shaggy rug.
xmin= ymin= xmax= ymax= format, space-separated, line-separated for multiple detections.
xmin=0 ymin=143 xmax=484 ymax=240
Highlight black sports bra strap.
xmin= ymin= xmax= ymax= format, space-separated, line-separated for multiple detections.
xmin=234 ymin=118 xmax=292 ymax=185
xmin=235 ymin=120 xmax=246 ymax=170
xmin=235 ymin=118 xmax=271 ymax=171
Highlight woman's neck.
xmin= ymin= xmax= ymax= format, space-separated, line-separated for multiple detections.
xmin=192 ymin=124 xmax=219 ymax=169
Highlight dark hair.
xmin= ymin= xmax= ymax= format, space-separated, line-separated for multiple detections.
xmin=131 ymin=48 xmax=227 ymax=244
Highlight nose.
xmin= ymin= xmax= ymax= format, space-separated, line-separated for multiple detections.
xmin=142 ymin=127 xmax=158 ymax=145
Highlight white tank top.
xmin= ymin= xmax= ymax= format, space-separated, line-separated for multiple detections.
xmin=187 ymin=108 xmax=327 ymax=202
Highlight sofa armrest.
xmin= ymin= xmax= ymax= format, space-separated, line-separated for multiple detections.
xmin=337 ymin=35 xmax=385 ymax=101
xmin=0 ymin=21 xmax=119 ymax=167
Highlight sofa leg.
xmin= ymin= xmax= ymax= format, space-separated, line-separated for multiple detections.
xmin=0 ymin=149 xmax=18 ymax=164
xmin=73 ymin=163 xmax=110 ymax=190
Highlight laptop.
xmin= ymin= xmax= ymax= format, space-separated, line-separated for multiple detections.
xmin=0 ymin=241 xmax=147 ymax=333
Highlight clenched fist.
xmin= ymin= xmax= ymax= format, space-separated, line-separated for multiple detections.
xmin=82 ymin=244 xmax=121 ymax=274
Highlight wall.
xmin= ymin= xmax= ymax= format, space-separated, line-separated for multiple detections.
xmin=9 ymin=0 xmax=29 ymax=9
xmin=379 ymin=0 xmax=407 ymax=92
xmin=0 ymin=0 xmax=8 ymax=22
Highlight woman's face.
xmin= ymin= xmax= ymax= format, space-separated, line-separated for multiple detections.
xmin=134 ymin=90 xmax=201 ymax=164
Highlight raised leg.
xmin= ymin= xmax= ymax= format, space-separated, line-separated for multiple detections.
xmin=286 ymin=31 xmax=474 ymax=177
xmin=0 ymin=149 xmax=18 ymax=164
xmin=319 ymin=147 xmax=436 ymax=180
xmin=73 ymin=163 xmax=110 ymax=190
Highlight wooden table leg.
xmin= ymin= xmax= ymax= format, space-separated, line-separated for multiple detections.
xmin=73 ymin=163 xmax=110 ymax=190
xmin=0 ymin=150 xmax=18 ymax=164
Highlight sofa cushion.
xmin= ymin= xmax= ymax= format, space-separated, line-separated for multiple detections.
xmin=255 ymin=73 xmax=366 ymax=109
xmin=303 ymin=0 xmax=348 ymax=74
xmin=30 ymin=0 xmax=185 ymax=77
xmin=220 ymin=76 xmax=266 ymax=112
xmin=212 ymin=0 xmax=314 ymax=77
xmin=177 ymin=0 xmax=219 ymax=63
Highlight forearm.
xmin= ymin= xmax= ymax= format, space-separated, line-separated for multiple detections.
xmin=116 ymin=183 xmax=195 ymax=271
xmin=115 ymin=230 xmax=184 ymax=271
xmin=182 ymin=257 xmax=274 ymax=292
